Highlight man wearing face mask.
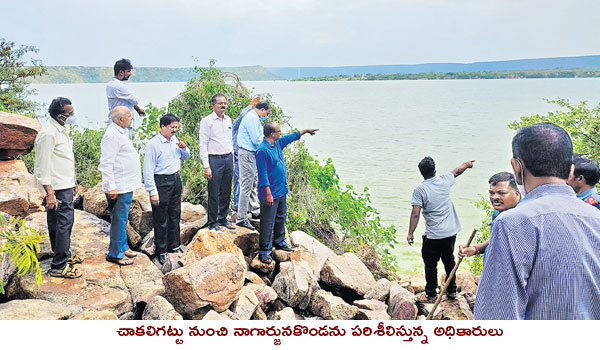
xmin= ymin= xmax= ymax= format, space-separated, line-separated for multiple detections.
xmin=235 ymin=101 xmax=272 ymax=230
xmin=106 ymin=58 xmax=146 ymax=137
xmin=143 ymin=114 xmax=190 ymax=265
xmin=567 ymin=154 xmax=600 ymax=209
xmin=474 ymin=123 xmax=600 ymax=320
xmin=99 ymin=106 xmax=142 ymax=266
xmin=34 ymin=97 xmax=82 ymax=278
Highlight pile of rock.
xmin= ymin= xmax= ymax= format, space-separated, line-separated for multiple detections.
xmin=0 ymin=111 xmax=479 ymax=320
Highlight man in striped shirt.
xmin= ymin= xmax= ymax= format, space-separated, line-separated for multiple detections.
xmin=474 ymin=123 xmax=600 ymax=320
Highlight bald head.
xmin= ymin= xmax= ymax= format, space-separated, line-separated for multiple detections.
xmin=110 ymin=106 xmax=133 ymax=128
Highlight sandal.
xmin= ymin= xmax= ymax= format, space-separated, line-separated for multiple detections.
xmin=106 ymin=255 xmax=134 ymax=266
xmin=49 ymin=264 xmax=83 ymax=279
xmin=259 ymin=255 xmax=273 ymax=264
xmin=68 ymin=255 xmax=83 ymax=265
xmin=123 ymin=250 xmax=137 ymax=258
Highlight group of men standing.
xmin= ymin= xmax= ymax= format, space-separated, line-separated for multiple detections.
xmin=408 ymin=122 xmax=600 ymax=320
xmin=199 ymin=94 xmax=317 ymax=264
xmin=34 ymin=58 xmax=318 ymax=276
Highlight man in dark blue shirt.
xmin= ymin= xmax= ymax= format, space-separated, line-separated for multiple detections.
xmin=255 ymin=122 xmax=318 ymax=264
xmin=567 ymin=154 xmax=600 ymax=209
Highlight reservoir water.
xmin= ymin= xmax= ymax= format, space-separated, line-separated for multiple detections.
xmin=30 ymin=78 xmax=600 ymax=275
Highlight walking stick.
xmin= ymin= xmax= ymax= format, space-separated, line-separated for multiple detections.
xmin=426 ymin=228 xmax=478 ymax=320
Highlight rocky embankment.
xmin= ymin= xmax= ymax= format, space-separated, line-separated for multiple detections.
xmin=0 ymin=111 xmax=479 ymax=320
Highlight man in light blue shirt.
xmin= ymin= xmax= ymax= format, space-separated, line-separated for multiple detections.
xmin=106 ymin=58 xmax=146 ymax=137
xmin=232 ymin=96 xmax=260 ymax=211
xmin=475 ymin=123 xmax=600 ymax=319
xmin=144 ymin=114 xmax=190 ymax=265
xmin=235 ymin=101 xmax=271 ymax=230
xmin=99 ymin=106 xmax=142 ymax=266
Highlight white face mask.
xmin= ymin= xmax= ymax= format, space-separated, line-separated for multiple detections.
xmin=63 ymin=116 xmax=77 ymax=125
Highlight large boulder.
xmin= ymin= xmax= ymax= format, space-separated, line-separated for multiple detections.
xmin=0 ymin=111 xmax=41 ymax=160
xmin=180 ymin=228 xmax=246 ymax=268
xmin=26 ymin=210 xmax=111 ymax=261
xmin=430 ymin=297 xmax=474 ymax=320
xmin=0 ymin=299 xmax=80 ymax=320
xmin=179 ymin=220 xmax=204 ymax=246
xmin=229 ymin=226 xmax=259 ymax=256
xmin=139 ymin=230 xmax=155 ymax=257
xmin=364 ymin=278 xmax=392 ymax=301
xmin=0 ymin=160 xmax=43 ymax=217
xmin=309 ymin=290 xmax=359 ymax=320
xmin=230 ymin=285 xmax=260 ymax=320
xmin=387 ymin=283 xmax=418 ymax=320
xmin=142 ymin=295 xmax=183 ymax=320
xmin=6 ymin=256 xmax=134 ymax=316
xmin=320 ymin=252 xmax=376 ymax=298
xmin=162 ymin=253 xmax=245 ymax=314
xmin=126 ymin=222 xmax=142 ymax=249
xmin=119 ymin=254 xmax=165 ymax=306
xmin=290 ymin=230 xmax=335 ymax=276
xmin=271 ymin=261 xmax=319 ymax=310
xmin=180 ymin=202 xmax=207 ymax=225
xmin=402 ymin=273 xmax=427 ymax=293
xmin=129 ymin=187 xmax=153 ymax=235
xmin=82 ymin=183 xmax=109 ymax=219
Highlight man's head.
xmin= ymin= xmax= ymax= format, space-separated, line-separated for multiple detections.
xmin=418 ymin=157 xmax=436 ymax=179
xmin=160 ymin=113 xmax=180 ymax=139
xmin=211 ymin=93 xmax=227 ymax=115
xmin=488 ymin=172 xmax=521 ymax=212
xmin=114 ymin=58 xmax=133 ymax=80
xmin=568 ymin=154 xmax=600 ymax=194
xmin=255 ymin=102 xmax=271 ymax=118
xmin=110 ymin=106 xmax=133 ymax=128
xmin=48 ymin=97 xmax=73 ymax=125
xmin=511 ymin=122 xmax=573 ymax=185
xmin=264 ymin=122 xmax=281 ymax=141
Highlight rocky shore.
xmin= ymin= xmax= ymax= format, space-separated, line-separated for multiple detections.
xmin=0 ymin=111 xmax=479 ymax=320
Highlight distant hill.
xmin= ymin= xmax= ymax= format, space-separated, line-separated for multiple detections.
xmin=266 ymin=55 xmax=600 ymax=79
xmin=31 ymin=65 xmax=282 ymax=83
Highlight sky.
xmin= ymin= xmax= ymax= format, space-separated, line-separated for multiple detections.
xmin=3 ymin=0 xmax=600 ymax=68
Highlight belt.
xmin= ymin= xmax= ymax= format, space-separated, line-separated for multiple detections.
xmin=209 ymin=153 xmax=232 ymax=159
xmin=155 ymin=171 xmax=179 ymax=178
xmin=239 ymin=147 xmax=255 ymax=153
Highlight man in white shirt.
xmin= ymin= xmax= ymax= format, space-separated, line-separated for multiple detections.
xmin=106 ymin=58 xmax=146 ymax=136
xmin=198 ymin=93 xmax=236 ymax=231
xmin=98 ymin=106 xmax=142 ymax=265
xmin=34 ymin=97 xmax=82 ymax=278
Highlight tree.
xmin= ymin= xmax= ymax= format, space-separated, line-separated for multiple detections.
xmin=0 ymin=38 xmax=47 ymax=116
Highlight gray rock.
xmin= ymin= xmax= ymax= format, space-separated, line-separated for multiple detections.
xmin=364 ymin=278 xmax=392 ymax=301
xmin=246 ymin=283 xmax=278 ymax=309
xmin=353 ymin=299 xmax=390 ymax=320
xmin=230 ymin=286 xmax=260 ymax=320
xmin=202 ymin=310 xmax=230 ymax=320
xmin=269 ymin=307 xmax=297 ymax=320
xmin=142 ymin=295 xmax=183 ymax=320
xmin=320 ymin=252 xmax=376 ymax=298
xmin=310 ymin=290 xmax=359 ymax=320
xmin=140 ymin=230 xmax=156 ymax=257
xmin=272 ymin=261 xmax=319 ymax=310
xmin=119 ymin=254 xmax=165 ymax=305
xmin=180 ymin=202 xmax=207 ymax=225
xmin=290 ymin=230 xmax=335 ymax=276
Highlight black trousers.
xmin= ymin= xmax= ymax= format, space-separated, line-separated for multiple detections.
xmin=422 ymin=235 xmax=457 ymax=296
xmin=207 ymin=153 xmax=233 ymax=226
xmin=258 ymin=195 xmax=288 ymax=256
xmin=151 ymin=173 xmax=182 ymax=255
xmin=46 ymin=187 xmax=75 ymax=270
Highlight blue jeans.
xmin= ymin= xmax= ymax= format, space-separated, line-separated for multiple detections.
xmin=233 ymin=153 xmax=240 ymax=210
xmin=258 ymin=194 xmax=288 ymax=256
xmin=106 ymin=192 xmax=133 ymax=259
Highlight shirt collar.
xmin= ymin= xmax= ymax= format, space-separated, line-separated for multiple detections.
xmin=49 ymin=117 xmax=67 ymax=133
xmin=262 ymin=139 xmax=275 ymax=148
xmin=577 ymin=187 xmax=598 ymax=199
xmin=110 ymin=122 xmax=128 ymax=134
xmin=158 ymin=133 xmax=174 ymax=143
xmin=523 ymin=183 xmax=575 ymax=202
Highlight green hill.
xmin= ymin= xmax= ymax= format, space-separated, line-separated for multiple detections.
xmin=31 ymin=65 xmax=283 ymax=83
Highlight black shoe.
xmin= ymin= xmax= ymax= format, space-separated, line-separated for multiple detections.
xmin=426 ymin=294 xmax=438 ymax=303
xmin=219 ymin=220 xmax=236 ymax=230
xmin=273 ymin=243 xmax=293 ymax=252
xmin=208 ymin=224 xmax=221 ymax=231
xmin=259 ymin=254 xmax=273 ymax=264
xmin=170 ymin=247 xmax=183 ymax=254
xmin=158 ymin=253 xmax=167 ymax=265
xmin=236 ymin=219 xmax=255 ymax=230
xmin=446 ymin=291 xmax=457 ymax=300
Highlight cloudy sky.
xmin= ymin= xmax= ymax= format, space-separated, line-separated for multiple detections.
xmin=4 ymin=0 xmax=599 ymax=67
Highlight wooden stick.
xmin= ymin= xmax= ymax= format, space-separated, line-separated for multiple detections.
xmin=426 ymin=228 xmax=478 ymax=320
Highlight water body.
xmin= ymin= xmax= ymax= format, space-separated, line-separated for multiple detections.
xmin=31 ymin=78 xmax=600 ymax=275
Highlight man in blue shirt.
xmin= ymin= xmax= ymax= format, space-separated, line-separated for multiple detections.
xmin=474 ymin=123 xmax=600 ymax=319
xmin=255 ymin=122 xmax=318 ymax=264
xmin=567 ymin=154 xmax=600 ymax=209
xmin=143 ymin=114 xmax=190 ymax=265
xmin=236 ymin=101 xmax=270 ymax=230
xmin=232 ymin=96 xmax=260 ymax=211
